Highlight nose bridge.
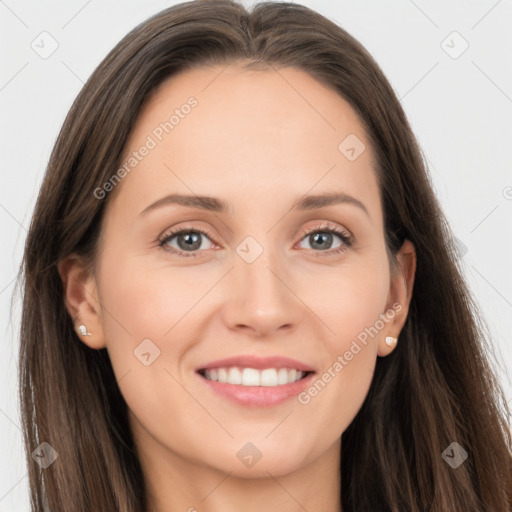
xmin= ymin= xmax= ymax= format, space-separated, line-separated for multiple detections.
xmin=225 ymin=232 xmax=299 ymax=333
xmin=236 ymin=233 xmax=286 ymax=304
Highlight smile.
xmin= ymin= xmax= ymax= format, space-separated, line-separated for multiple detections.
xmin=199 ymin=367 xmax=311 ymax=386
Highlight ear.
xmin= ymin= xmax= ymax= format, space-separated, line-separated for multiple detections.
xmin=377 ymin=239 xmax=416 ymax=357
xmin=58 ymin=254 xmax=106 ymax=350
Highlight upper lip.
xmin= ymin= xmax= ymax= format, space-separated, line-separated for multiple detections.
xmin=197 ymin=355 xmax=315 ymax=373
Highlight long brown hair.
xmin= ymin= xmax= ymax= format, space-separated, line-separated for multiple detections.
xmin=17 ymin=1 xmax=512 ymax=510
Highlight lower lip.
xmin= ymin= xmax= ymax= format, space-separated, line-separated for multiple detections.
xmin=198 ymin=372 xmax=315 ymax=407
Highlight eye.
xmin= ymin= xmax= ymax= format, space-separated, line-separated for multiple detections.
xmin=297 ymin=222 xmax=353 ymax=256
xmin=158 ymin=225 xmax=216 ymax=257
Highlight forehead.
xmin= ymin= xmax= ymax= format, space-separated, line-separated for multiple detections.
xmin=107 ymin=63 xmax=380 ymax=222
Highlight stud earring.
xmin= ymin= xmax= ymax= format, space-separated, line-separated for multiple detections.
xmin=385 ymin=336 xmax=397 ymax=348
xmin=77 ymin=324 xmax=91 ymax=336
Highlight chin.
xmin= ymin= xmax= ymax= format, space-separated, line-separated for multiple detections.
xmin=198 ymin=440 xmax=313 ymax=478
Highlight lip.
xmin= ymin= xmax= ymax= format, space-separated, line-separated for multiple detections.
xmin=196 ymin=355 xmax=315 ymax=372
xmin=195 ymin=355 xmax=316 ymax=407
xmin=197 ymin=370 xmax=315 ymax=407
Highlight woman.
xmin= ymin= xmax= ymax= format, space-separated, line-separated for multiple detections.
xmin=17 ymin=0 xmax=512 ymax=510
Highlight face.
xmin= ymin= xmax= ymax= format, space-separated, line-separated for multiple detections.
xmin=63 ymin=63 xmax=414 ymax=481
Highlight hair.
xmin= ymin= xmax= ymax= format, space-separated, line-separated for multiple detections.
xmin=16 ymin=0 xmax=512 ymax=510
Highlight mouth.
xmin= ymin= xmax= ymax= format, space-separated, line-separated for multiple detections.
xmin=197 ymin=366 xmax=314 ymax=386
xmin=195 ymin=356 xmax=316 ymax=407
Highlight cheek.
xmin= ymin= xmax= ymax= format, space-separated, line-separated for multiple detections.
xmin=296 ymin=256 xmax=389 ymax=423
xmin=302 ymin=252 xmax=390 ymax=343
xmin=96 ymin=257 xmax=212 ymax=444
xmin=98 ymin=253 xmax=211 ymax=347
xmin=93 ymin=256 xmax=183 ymax=403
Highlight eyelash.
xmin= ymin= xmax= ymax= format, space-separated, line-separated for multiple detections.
xmin=157 ymin=221 xmax=354 ymax=258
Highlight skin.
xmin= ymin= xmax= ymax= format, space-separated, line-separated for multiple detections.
xmin=59 ymin=62 xmax=416 ymax=512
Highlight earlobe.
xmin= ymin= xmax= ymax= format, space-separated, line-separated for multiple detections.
xmin=58 ymin=255 xmax=106 ymax=350
xmin=76 ymin=324 xmax=92 ymax=337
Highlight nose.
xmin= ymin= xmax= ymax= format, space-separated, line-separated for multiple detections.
xmin=221 ymin=245 xmax=302 ymax=338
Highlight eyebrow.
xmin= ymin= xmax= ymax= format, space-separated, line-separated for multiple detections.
xmin=139 ymin=192 xmax=369 ymax=217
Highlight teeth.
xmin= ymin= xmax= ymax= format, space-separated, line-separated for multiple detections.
xmin=203 ymin=367 xmax=306 ymax=386
xmin=242 ymin=368 xmax=260 ymax=386
xmin=277 ymin=368 xmax=289 ymax=385
xmin=228 ymin=367 xmax=242 ymax=384
xmin=261 ymin=368 xmax=277 ymax=386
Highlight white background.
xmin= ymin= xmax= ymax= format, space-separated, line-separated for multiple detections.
xmin=1 ymin=1 xmax=511 ymax=509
